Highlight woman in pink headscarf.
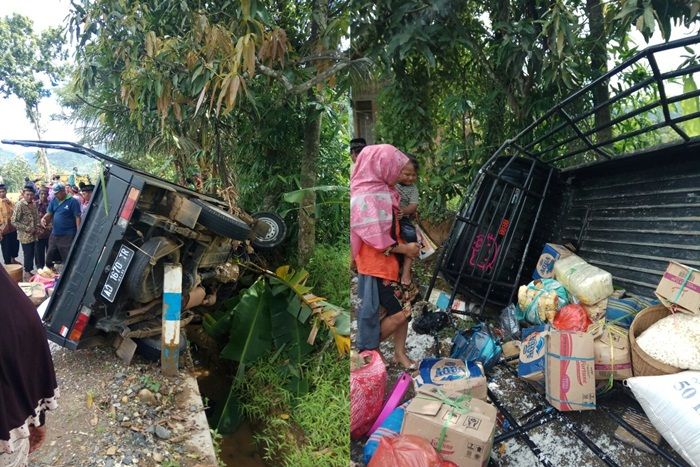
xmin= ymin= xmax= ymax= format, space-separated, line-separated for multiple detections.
xmin=351 ymin=144 xmax=421 ymax=369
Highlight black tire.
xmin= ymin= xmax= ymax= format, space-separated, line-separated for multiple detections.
xmin=251 ymin=212 xmax=287 ymax=249
xmin=122 ymin=237 xmax=181 ymax=303
xmin=191 ymin=199 xmax=251 ymax=240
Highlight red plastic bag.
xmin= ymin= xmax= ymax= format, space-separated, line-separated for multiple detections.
xmin=553 ymin=304 xmax=592 ymax=332
xmin=368 ymin=434 xmax=446 ymax=467
xmin=351 ymin=350 xmax=386 ymax=439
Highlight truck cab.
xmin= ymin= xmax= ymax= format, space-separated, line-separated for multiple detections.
xmin=2 ymin=141 xmax=286 ymax=349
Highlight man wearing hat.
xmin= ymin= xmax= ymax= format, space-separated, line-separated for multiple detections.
xmin=40 ymin=183 xmax=82 ymax=269
xmin=350 ymin=137 xmax=367 ymax=163
xmin=0 ymin=184 xmax=20 ymax=265
xmin=70 ymin=185 xmax=84 ymax=205
xmin=11 ymin=186 xmax=41 ymax=280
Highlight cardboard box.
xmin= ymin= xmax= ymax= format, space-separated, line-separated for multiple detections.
xmin=417 ymin=224 xmax=438 ymax=260
xmin=401 ymin=388 xmax=497 ymax=467
xmin=655 ymin=261 xmax=699 ymax=315
xmin=545 ymin=329 xmax=596 ymax=411
xmin=533 ymin=243 xmax=573 ymax=280
xmin=414 ymin=358 xmax=487 ymax=400
xmin=18 ymin=282 xmax=47 ymax=306
xmin=590 ymin=323 xmax=632 ymax=380
xmin=502 ymin=340 xmax=521 ymax=366
xmin=518 ymin=325 xmax=547 ymax=382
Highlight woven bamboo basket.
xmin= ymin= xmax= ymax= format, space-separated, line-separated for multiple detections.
xmin=3 ymin=264 xmax=22 ymax=283
xmin=629 ymin=305 xmax=683 ymax=377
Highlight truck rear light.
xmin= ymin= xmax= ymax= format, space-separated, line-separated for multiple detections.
xmin=68 ymin=306 xmax=92 ymax=342
xmin=117 ymin=187 xmax=140 ymax=228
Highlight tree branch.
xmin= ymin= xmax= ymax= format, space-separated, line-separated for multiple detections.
xmin=256 ymin=57 xmax=370 ymax=95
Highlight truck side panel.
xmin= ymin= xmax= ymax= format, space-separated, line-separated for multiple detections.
xmin=555 ymin=145 xmax=700 ymax=298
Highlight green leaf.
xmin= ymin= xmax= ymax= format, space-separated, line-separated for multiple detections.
xmin=332 ymin=306 xmax=351 ymax=336
xmin=202 ymin=295 xmax=240 ymax=339
xmin=220 ymin=278 xmax=272 ymax=381
xmin=269 ymin=293 xmax=313 ymax=364
xmin=286 ymin=375 xmax=310 ymax=397
xmin=643 ymin=5 xmax=655 ymax=36
xmin=681 ymin=75 xmax=700 ymax=136
xmin=214 ymin=386 xmax=245 ymax=434
xmin=556 ymin=30 xmax=564 ymax=58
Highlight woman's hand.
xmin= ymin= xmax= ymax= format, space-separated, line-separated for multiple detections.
xmin=394 ymin=242 xmax=421 ymax=258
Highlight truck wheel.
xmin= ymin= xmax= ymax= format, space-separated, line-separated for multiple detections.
xmin=191 ymin=199 xmax=251 ymax=240
xmin=252 ymin=212 xmax=287 ymax=249
xmin=122 ymin=237 xmax=181 ymax=303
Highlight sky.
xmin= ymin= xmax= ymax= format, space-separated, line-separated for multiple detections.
xmin=0 ymin=2 xmax=697 ymax=155
xmin=0 ymin=0 xmax=75 ymax=152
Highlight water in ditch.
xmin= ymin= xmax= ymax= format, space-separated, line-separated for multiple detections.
xmin=189 ymin=325 xmax=267 ymax=467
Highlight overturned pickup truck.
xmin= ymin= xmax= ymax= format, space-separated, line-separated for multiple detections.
xmin=422 ymin=35 xmax=699 ymax=466
xmin=3 ymin=140 xmax=286 ymax=350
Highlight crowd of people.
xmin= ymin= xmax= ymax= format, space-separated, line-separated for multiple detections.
xmin=0 ymin=173 xmax=94 ymax=280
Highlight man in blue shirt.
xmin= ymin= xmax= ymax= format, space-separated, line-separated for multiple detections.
xmin=40 ymin=183 xmax=81 ymax=269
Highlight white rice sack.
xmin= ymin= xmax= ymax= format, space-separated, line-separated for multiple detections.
xmin=627 ymin=372 xmax=700 ymax=466
xmin=553 ymin=255 xmax=613 ymax=305
xmin=636 ymin=313 xmax=700 ymax=370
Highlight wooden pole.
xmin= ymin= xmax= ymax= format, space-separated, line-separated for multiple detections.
xmin=161 ymin=263 xmax=182 ymax=376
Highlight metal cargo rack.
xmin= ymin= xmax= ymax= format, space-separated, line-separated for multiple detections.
xmin=425 ymin=34 xmax=700 ymax=313
xmin=421 ymin=35 xmax=700 ymax=466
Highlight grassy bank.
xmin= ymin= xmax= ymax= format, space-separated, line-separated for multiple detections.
xmin=238 ymin=350 xmax=349 ymax=466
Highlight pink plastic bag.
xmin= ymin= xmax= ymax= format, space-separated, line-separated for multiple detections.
xmin=351 ymin=350 xmax=386 ymax=439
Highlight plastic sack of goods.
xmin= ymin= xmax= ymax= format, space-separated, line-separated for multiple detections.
xmin=368 ymin=434 xmax=457 ymax=467
xmin=636 ymin=312 xmax=700 ymax=370
xmin=351 ymin=350 xmax=387 ymax=439
xmin=517 ymin=279 xmax=570 ymax=324
xmin=554 ymin=254 xmax=613 ymax=305
xmin=449 ymin=325 xmax=502 ymax=372
xmin=627 ymin=372 xmax=700 ymax=467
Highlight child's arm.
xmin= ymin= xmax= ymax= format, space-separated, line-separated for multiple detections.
xmin=401 ymin=203 xmax=418 ymax=216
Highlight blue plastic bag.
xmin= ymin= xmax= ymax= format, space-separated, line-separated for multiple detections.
xmin=450 ymin=324 xmax=502 ymax=372
xmin=363 ymin=403 xmax=407 ymax=464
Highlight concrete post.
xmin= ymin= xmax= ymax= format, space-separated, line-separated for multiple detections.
xmin=161 ymin=263 xmax=182 ymax=376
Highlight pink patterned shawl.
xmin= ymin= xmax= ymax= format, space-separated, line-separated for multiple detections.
xmin=350 ymin=144 xmax=409 ymax=258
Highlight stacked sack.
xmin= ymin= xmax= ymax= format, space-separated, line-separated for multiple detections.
xmin=512 ymin=252 xmax=623 ymax=411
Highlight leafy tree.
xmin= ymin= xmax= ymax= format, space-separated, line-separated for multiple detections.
xmin=0 ymin=14 xmax=66 ymax=179
xmin=353 ymin=0 xmax=700 ymax=218
xmin=66 ymin=0 xmax=357 ymax=263
xmin=0 ymin=157 xmax=33 ymax=193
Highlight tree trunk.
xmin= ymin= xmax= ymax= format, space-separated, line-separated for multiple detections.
xmin=298 ymin=95 xmax=322 ymax=265
xmin=27 ymin=104 xmax=50 ymax=180
xmin=586 ymin=0 xmax=612 ymax=145
xmin=296 ymin=0 xmax=327 ymax=265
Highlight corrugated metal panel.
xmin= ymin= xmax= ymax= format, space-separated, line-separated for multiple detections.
xmin=555 ymin=148 xmax=700 ymax=298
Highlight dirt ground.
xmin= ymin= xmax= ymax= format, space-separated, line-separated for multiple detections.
xmin=349 ymin=277 xmax=685 ymax=467
xmin=29 ymin=341 xmax=215 ymax=467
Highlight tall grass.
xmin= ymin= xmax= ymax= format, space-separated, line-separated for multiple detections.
xmin=305 ymin=243 xmax=351 ymax=309
xmin=238 ymin=350 xmax=350 ymax=467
